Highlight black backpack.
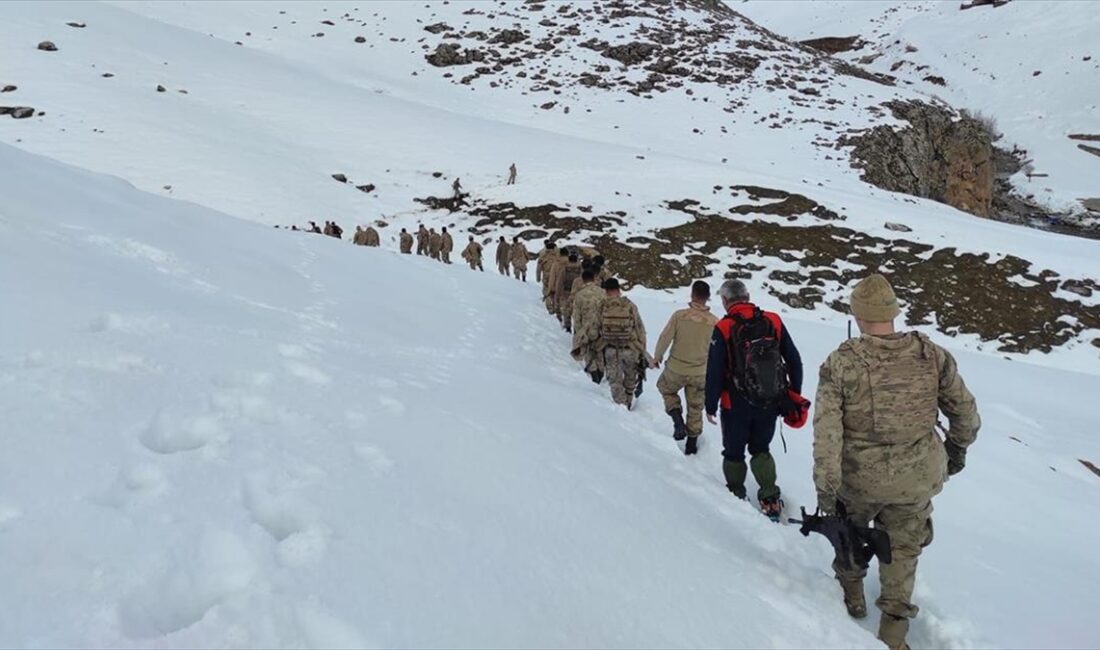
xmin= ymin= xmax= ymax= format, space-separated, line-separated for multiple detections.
xmin=726 ymin=308 xmax=788 ymax=409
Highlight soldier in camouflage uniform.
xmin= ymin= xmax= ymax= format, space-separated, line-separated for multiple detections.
xmin=511 ymin=236 xmax=529 ymax=281
xmin=416 ymin=224 xmax=429 ymax=256
xmin=461 ymin=236 xmax=484 ymax=271
xmin=399 ymin=228 xmax=413 ymax=254
xmin=428 ymin=228 xmax=442 ymax=261
xmin=651 ymin=280 xmax=718 ymax=455
xmin=544 ymin=248 xmax=569 ymax=316
xmin=555 ymin=253 xmax=584 ymax=332
xmin=570 ymin=269 xmax=606 ymax=382
xmin=364 ymin=225 xmax=381 ymax=247
xmin=595 ymin=278 xmax=650 ymax=409
xmin=496 ymin=236 xmax=512 ymax=275
xmin=813 ymin=274 xmax=980 ymax=650
xmin=535 ymin=240 xmax=556 ymax=284
xmin=440 ymin=227 xmax=454 ymax=263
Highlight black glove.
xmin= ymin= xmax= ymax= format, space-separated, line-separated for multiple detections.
xmin=945 ymin=440 xmax=966 ymax=476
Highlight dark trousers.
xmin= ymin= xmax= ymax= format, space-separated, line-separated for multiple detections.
xmin=720 ymin=395 xmax=778 ymax=462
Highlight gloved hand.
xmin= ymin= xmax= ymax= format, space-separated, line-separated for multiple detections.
xmin=945 ymin=440 xmax=966 ymax=476
xmin=782 ymin=389 xmax=811 ymax=429
xmin=817 ymin=491 xmax=840 ymax=515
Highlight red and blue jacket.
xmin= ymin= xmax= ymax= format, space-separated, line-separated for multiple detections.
xmin=704 ymin=302 xmax=803 ymax=415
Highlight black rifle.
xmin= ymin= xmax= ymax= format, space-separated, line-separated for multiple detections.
xmin=789 ymin=504 xmax=893 ymax=570
xmin=635 ymin=358 xmax=647 ymax=398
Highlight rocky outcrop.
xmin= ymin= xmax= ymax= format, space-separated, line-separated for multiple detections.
xmin=799 ymin=36 xmax=864 ymax=55
xmin=844 ymin=100 xmax=996 ymax=217
xmin=0 ymin=106 xmax=36 ymax=119
xmin=37 ymin=41 xmax=58 ymax=52
xmin=425 ymin=43 xmax=484 ymax=67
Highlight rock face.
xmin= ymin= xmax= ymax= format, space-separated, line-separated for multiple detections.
xmin=425 ymin=43 xmax=484 ymax=67
xmin=799 ymin=36 xmax=864 ymax=55
xmin=844 ymin=100 xmax=995 ymax=217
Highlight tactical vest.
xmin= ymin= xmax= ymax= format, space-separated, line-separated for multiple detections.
xmin=600 ymin=298 xmax=635 ymax=348
xmin=848 ymin=334 xmax=939 ymax=445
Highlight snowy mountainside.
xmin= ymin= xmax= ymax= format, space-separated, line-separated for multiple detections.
xmin=4 ymin=1 xmax=1099 ymax=360
xmin=2 ymin=143 xmax=1100 ymax=648
xmin=736 ymin=0 xmax=1100 ymax=219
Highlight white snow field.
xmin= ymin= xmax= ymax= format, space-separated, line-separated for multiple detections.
xmin=2 ymin=1 xmax=1100 ymax=649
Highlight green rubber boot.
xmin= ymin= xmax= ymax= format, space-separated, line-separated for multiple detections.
xmin=750 ymin=452 xmax=780 ymax=501
xmin=722 ymin=460 xmax=748 ymax=499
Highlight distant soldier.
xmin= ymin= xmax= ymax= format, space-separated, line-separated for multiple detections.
xmin=364 ymin=225 xmax=381 ymax=247
xmin=323 ymin=221 xmax=334 ymax=236
xmin=495 ymin=236 xmax=512 ymax=275
xmin=416 ymin=224 xmax=429 ymax=256
xmin=555 ymin=253 xmax=583 ymax=332
xmin=813 ymin=274 xmax=980 ymax=650
xmin=352 ymin=226 xmax=368 ymax=246
xmin=651 ymin=281 xmax=718 ymax=456
xmin=308 ymin=221 xmax=322 ymax=234
xmin=511 ymin=236 xmax=529 ymax=281
xmin=441 ymin=227 xmax=454 ymax=264
xmin=536 ymin=240 xmax=556 ymax=284
xmin=507 ymin=163 xmax=517 ymax=185
xmin=592 ymin=254 xmax=611 ymax=285
xmin=399 ymin=228 xmax=414 ymax=254
xmin=570 ymin=269 xmax=606 ymax=383
xmin=428 ymin=228 xmax=442 ymax=261
xmin=595 ymin=278 xmax=650 ymax=409
xmin=705 ymin=280 xmax=805 ymax=521
xmin=452 ymin=177 xmax=463 ymax=199
xmin=462 ymin=236 xmax=484 ymax=271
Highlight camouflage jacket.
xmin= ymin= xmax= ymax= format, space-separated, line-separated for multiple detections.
xmin=570 ymin=283 xmax=605 ymax=356
xmin=364 ymin=227 xmax=380 ymax=247
xmin=462 ymin=241 xmax=483 ymax=261
xmin=496 ymin=242 xmax=512 ymax=264
xmin=400 ymin=232 xmax=413 ymax=252
xmin=441 ymin=233 xmax=453 ymax=253
xmin=512 ymin=241 xmax=529 ymax=266
xmin=535 ymin=248 xmax=554 ymax=282
xmin=813 ymin=332 xmax=980 ymax=506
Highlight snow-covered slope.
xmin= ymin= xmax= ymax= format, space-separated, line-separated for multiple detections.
xmin=3 ymin=142 xmax=1100 ymax=649
xmin=736 ymin=0 xmax=1100 ymax=217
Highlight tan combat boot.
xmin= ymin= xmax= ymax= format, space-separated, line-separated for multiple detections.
xmin=878 ymin=614 xmax=910 ymax=650
xmin=839 ymin=578 xmax=867 ymax=619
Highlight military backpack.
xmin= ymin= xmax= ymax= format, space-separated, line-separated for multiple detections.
xmin=600 ymin=298 xmax=636 ymax=348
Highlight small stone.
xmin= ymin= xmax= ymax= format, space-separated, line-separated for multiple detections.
xmin=884 ymin=222 xmax=913 ymax=233
xmin=66 ymin=22 xmax=86 ymax=28
xmin=37 ymin=41 xmax=58 ymax=52
xmin=332 ymin=173 xmax=348 ymax=183
xmin=355 ymin=36 xmax=366 ymax=43
xmin=356 ymin=183 xmax=376 ymax=193
xmin=101 ymin=73 xmax=113 ymax=78
xmin=156 ymin=84 xmax=166 ymax=92
xmin=1 ymin=85 xmax=15 ymax=93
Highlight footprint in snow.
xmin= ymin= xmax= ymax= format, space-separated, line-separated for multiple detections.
xmin=139 ymin=411 xmax=224 ymax=455
xmin=284 ymin=360 xmax=332 ymax=386
xmin=117 ymin=530 xmax=257 ymax=638
xmin=353 ymin=443 xmax=395 ymax=476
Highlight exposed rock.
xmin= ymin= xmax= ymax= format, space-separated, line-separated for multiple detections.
xmin=425 ymin=42 xmax=484 ymax=67
xmin=539 ymin=101 xmax=557 ymax=110
xmin=101 ymin=73 xmax=114 ymax=78
xmin=37 ymin=41 xmax=58 ymax=52
xmin=356 ymin=184 xmax=376 ymax=193
xmin=885 ymin=222 xmax=913 ymax=232
xmin=424 ymin=22 xmax=451 ymax=34
xmin=1068 ymin=134 xmax=1100 ymax=142
xmin=1078 ymin=144 xmax=1100 ymax=159
xmin=490 ymin=29 xmax=528 ymax=45
xmin=844 ymin=100 xmax=995 ymax=217
xmin=602 ymin=41 xmax=658 ymax=65
xmin=331 ymin=173 xmax=348 ymax=183
xmin=1 ymin=85 xmax=15 ymax=93
xmin=923 ymin=75 xmax=946 ymax=86
xmin=66 ymin=22 xmax=86 ymax=28
xmin=354 ymin=36 xmax=366 ymax=43
xmin=0 ymin=106 xmax=36 ymax=119
xmin=799 ymin=36 xmax=863 ymax=55
xmin=1081 ymin=198 xmax=1100 ymax=213
xmin=156 ymin=84 xmax=166 ymax=92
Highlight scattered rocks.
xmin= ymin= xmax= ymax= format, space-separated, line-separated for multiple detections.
xmin=923 ymin=75 xmax=946 ymax=86
xmin=490 ymin=29 xmax=528 ymax=45
xmin=331 ymin=173 xmax=348 ymax=183
xmin=1 ymin=85 xmax=16 ymax=93
xmin=355 ymin=184 xmax=376 ymax=194
xmin=66 ymin=22 xmax=86 ymax=28
xmin=602 ymin=41 xmax=658 ymax=65
xmin=37 ymin=41 xmax=58 ymax=52
xmin=425 ymin=42 xmax=484 ymax=67
xmin=424 ymin=22 xmax=451 ymax=34
xmin=884 ymin=222 xmax=913 ymax=232
xmin=0 ymin=106 xmax=36 ymax=119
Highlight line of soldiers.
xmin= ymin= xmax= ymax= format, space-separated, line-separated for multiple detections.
xmin=542 ymin=263 xmax=981 ymax=650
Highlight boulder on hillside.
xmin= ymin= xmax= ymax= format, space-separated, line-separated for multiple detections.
xmin=66 ymin=22 xmax=86 ymax=28
xmin=1 ymin=85 xmax=16 ymax=93
xmin=425 ymin=43 xmax=484 ymax=67
xmin=424 ymin=22 xmax=451 ymax=34
xmin=0 ymin=106 xmax=36 ymax=119
xmin=37 ymin=41 xmax=58 ymax=52
xmin=331 ymin=173 xmax=348 ymax=183
xmin=799 ymin=36 xmax=864 ymax=55
xmin=602 ymin=41 xmax=657 ymax=65
xmin=885 ymin=222 xmax=913 ymax=233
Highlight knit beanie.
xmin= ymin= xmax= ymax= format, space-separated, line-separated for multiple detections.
xmin=849 ymin=274 xmax=901 ymax=322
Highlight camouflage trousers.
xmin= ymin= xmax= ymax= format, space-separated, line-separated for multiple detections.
xmin=543 ymin=289 xmax=555 ymax=314
xmin=559 ymin=293 xmax=575 ymax=326
xmin=513 ymin=263 xmax=527 ymax=281
xmin=834 ymin=500 xmax=934 ymax=627
xmin=442 ymin=251 xmax=451 ymax=264
xmin=498 ymin=261 xmax=510 ymax=275
xmin=656 ymin=369 xmax=706 ymax=437
xmin=604 ymin=346 xmax=641 ymax=406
